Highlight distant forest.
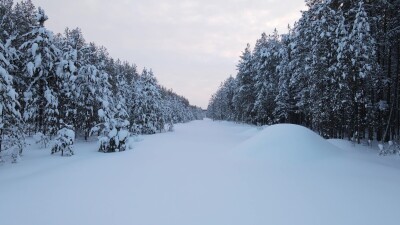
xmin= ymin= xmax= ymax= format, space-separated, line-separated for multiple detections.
xmin=208 ymin=0 xmax=400 ymax=150
xmin=0 ymin=0 xmax=203 ymax=161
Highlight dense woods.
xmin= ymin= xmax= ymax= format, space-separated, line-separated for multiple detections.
xmin=0 ymin=0 xmax=203 ymax=162
xmin=207 ymin=0 xmax=400 ymax=153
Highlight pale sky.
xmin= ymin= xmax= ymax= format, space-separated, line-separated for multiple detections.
xmin=30 ymin=0 xmax=306 ymax=108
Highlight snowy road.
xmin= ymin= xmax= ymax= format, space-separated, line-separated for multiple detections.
xmin=1 ymin=119 xmax=400 ymax=225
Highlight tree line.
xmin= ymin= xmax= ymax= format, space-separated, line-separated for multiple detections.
xmin=207 ymin=0 xmax=400 ymax=153
xmin=0 ymin=0 xmax=204 ymax=162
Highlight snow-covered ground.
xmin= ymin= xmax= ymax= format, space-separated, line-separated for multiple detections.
xmin=1 ymin=119 xmax=400 ymax=225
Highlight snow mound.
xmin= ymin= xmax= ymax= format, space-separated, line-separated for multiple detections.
xmin=236 ymin=124 xmax=340 ymax=163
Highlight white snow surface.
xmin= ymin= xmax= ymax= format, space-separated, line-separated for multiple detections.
xmin=1 ymin=119 xmax=400 ymax=225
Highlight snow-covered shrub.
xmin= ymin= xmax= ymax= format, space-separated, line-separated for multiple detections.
xmin=98 ymin=125 xmax=130 ymax=153
xmin=379 ymin=141 xmax=400 ymax=156
xmin=51 ymin=127 xmax=75 ymax=156
xmin=0 ymin=135 xmax=24 ymax=164
xmin=117 ymin=129 xmax=129 ymax=151
xmin=94 ymin=107 xmax=131 ymax=153
xmin=33 ymin=132 xmax=50 ymax=148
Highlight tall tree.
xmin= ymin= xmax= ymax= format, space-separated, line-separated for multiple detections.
xmin=0 ymin=4 xmax=24 ymax=161
xmin=132 ymin=69 xmax=164 ymax=134
xmin=20 ymin=7 xmax=60 ymax=137
xmin=233 ymin=44 xmax=256 ymax=123
xmin=252 ymin=30 xmax=281 ymax=125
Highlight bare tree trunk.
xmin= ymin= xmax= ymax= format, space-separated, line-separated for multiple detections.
xmin=383 ymin=102 xmax=394 ymax=145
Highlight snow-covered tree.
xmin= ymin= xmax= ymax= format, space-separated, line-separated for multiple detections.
xmin=207 ymin=76 xmax=236 ymax=121
xmin=20 ymin=7 xmax=60 ymax=138
xmin=51 ymin=123 xmax=74 ymax=156
xmin=94 ymin=105 xmax=130 ymax=153
xmin=346 ymin=1 xmax=377 ymax=143
xmin=232 ymin=44 xmax=255 ymax=123
xmin=252 ymin=30 xmax=281 ymax=125
xmin=306 ymin=0 xmax=342 ymax=137
xmin=55 ymin=28 xmax=85 ymax=129
xmin=274 ymin=28 xmax=298 ymax=124
xmin=0 ymin=24 xmax=24 ymax=162
xmin=131 ymin=69 xmax=164 ymax=134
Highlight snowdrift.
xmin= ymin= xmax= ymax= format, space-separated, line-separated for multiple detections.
xmin=236 ymin=124 xmax=340 ymax=163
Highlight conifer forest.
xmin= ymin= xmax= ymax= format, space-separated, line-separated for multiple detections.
xmin=0 ymin=0 xmax=203 ymax=162
xmin=208 ymin=0 xmax=400 ymax=153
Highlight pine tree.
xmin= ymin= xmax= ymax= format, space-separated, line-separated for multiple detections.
xmin=207 ymin=76 xmax=236 ymax=121
xmin=55 ymin=28 xmax=85 ymax=130
xmin=75 ymin=42 xmax=102 ymax=140
xmin=132 ymin=69 xmax=164 ymax=134
xmin=252 ymin=30 xmax=281 ymax=125
xmin=0 ymin=19 xmax=24 ymax=162
xmin=20 ymin=7 xmax=60 ymax=138
xmin=347 ymin=0 xmax=377 ymax=143
xmin=274 ymin=27 xmax=298 ymax=124
xmin=307 ymin=0 xmax=342 ymax=137
xmin=51 ymin=123 xmax=74 ymax=156
xmin=111 ymin=60 xmax=131 ymax=150
xmin=290 ymin=9 xmax=315 ymax=127
xmin=232 ymin=44 xmax=255 ymax=123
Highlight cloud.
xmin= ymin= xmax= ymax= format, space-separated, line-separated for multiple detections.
xmin=30 ymin=0 xmax=306 ymax=108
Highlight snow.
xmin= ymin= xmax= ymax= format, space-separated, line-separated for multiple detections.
xmin=34 ymin=53 xmax=42 ymax=68
xmin=108 ymin=127 xmax=117 ymax=138
xmin=1 ymin=119 xmax=400 ymax=225
xmin=44 ymin=89 xmax=55 ymax=105
xmin=64 ymin=128 xmax=75 ymax=140
xmin=235 ymin=123 xmax=338 ymax=163
xmin=32 ymin=132 xmax=44 ymax=142
xmin=31 ymin=43 xmax=38 ymax=56
xmin=6 ymin=86 xmax=17 ymax=100
xmin=98 ymin=108 xmax=105 ymax=118
xmin=118 ymin=129 xmax=129 ymax=140
xmin=68 ymin=61 xmax=76 ymax=73
xmin=27 ymin=61 xmax=34 ymax=76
